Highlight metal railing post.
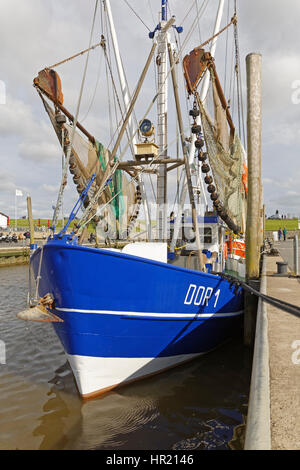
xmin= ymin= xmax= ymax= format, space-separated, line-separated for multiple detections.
xmin=294 ymin=234 xmax=299 ymax=275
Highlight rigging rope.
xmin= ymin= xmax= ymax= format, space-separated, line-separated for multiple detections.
xmin=179 ymin=0 xmax=202 ymax=26
xmin=147 ymin=0 xmax=155 ymax=25
xmin=195 ymin=13 xmax=237 ymax=51
xmin=51 ymin=0 xmax=99 ymax=230
xmin=179 ymin=0 xmax=210 ymax=52
xmin=101 ymin=36 xmax=133 ymax=156
xmin=115 ymin=1 xmax=212 ymax=167
xmin=195 ymin=0 xmax=203 ymax=44
xmin=47 ymin=38 xmax=103 ymax=70
xmin=223 ymin=0 xmax=230 ymax=96
xmin=122 ymin=0 xmax=151 ymax=32
xmin=73 ymin=126 xmax=191 ymax=235
xmin=233 ymin=0 xmax=246 ymax=148
xmin=80 ymin=48 xmax=104 ymax=123
xmin=71 ymin=1 xmax=235 ymax=236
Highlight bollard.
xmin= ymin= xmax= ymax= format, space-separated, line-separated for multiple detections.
xmin=294 ymin=235 xmax=299 ymax=275
xmin=276 ymin=261 xmax=288 ymax=275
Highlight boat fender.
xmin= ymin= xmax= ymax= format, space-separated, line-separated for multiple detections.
xmin=195 ymin=138 xmax=204 ymax=149
xmin=198 ymin=151 xmax=207 ymax=162
xmin=207 ymin=184 xmax=216 ymax=194
xmin=201 ymin=163 xmax=210 ymax=173
xmin=205 ymin=175 xmax=213 ymax=185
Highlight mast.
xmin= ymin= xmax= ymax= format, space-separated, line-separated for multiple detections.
xmin=104 ymin=0 xmax=136 ymax=153
xmin=169 ymin=0 xmax=225 ymax=255
xmin=188 ymin=0 xmax=225 ymax=166
xmin=156 ymin=1 xmax=174 ymax=241
xmin=168 ymin=43 xmax=204 ymax=271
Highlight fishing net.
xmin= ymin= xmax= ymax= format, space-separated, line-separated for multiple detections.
xmin=38 ymin=91 xmax=138 ymax=237
xmin=199 ymin=75 xmax=247 ymax=233
xmin=96 ymin=141 xmax=125 ymax=220
xmin=63 ymin=124 xmax=138 ymax=237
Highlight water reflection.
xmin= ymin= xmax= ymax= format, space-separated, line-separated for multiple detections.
xmin=37 ymin=337 xmax=250 ymax=450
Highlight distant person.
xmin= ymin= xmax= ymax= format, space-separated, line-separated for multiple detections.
xmin=278 ymin=228 xmax=282 ymax=241
xmin=283 ymin=227 xmax=287 ymax=241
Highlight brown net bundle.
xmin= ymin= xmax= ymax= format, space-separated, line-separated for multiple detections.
xmin=36 ymin=84 xmax=139 ymax=238
xmin=198 ymin=75 xmax=247 ymax=233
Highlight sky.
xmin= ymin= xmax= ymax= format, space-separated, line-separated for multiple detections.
xmin=0 ymin=0 xmax=300 ymax=221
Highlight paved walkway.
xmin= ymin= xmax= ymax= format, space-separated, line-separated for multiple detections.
xmin=275 ymin=239 xmax=300 ymax=275
xmin=266 ymin=253 xmax=300 ymax=450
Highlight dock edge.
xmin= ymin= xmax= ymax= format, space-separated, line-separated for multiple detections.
xmin=244 ymin=254 xmax=271 ymax=450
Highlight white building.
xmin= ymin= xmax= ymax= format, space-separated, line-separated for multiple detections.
xmin=0 ymin=212 xmax=9 ymax=229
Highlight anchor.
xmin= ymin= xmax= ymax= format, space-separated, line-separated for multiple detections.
xmin=17 ymin=293 xmax=64 ymax=323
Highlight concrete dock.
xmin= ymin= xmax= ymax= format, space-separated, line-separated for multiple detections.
xmin=0 ymin=246 xmax=29 ymax=266
xmin=245 ymin=242 xmax=300 ymax=450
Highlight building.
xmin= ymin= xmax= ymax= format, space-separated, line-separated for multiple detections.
xmin=0 ymin=212 xmax=9 ymax=229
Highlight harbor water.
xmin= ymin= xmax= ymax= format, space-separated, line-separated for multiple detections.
xmin=0 ymin=265 xmax=251 ymax=450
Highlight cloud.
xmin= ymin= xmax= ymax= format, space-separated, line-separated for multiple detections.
xmin=0 ymin=0 xmax=300 ymax=219
xmin=0 ymin=170 xmax=16 ymax=193
xmin=0 ymin=95 xmax=36 ymax=138
xmin=269 ymin=192 xmax=300 ymax=210
xmin=41 ymin=184 xmax=60 ymax=193
xmin=262 ymin=178 xmax=275 ymax=185
xmin=18 ymin=140 xmax=60 ymax=162
xmin=0 ymin=93 xmax=61 ymax=165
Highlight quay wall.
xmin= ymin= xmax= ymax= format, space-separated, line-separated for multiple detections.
xmin=244 ymin=255 xmax=271 ymax=449
xmin=0 ymin=247 xmax=29 ymax=267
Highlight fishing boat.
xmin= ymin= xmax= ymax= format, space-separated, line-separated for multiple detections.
xmin=19 ymin=0 xmax=247 ymax=398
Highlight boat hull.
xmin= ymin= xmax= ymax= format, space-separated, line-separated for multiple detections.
xmin=30 ymin=238 xmax=243 ymax=397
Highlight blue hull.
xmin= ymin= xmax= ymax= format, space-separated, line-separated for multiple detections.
xmin=30 ymin=237 xmax=243 ymax=396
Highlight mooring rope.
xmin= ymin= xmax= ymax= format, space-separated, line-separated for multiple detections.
xmin=33 ymin=245 xmax=44 ymax=304
xmin=47 ymin=39 xmax=103 ymax=70
xmin=51 ymin=0 xmax=99 ymax=230
xmin=212 ymin=271 xmax=300 ymax=319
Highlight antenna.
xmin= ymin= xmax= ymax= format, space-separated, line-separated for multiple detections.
xmin=162 ymin=0 xmax=167 ymax=22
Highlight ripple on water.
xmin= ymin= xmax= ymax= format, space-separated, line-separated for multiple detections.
xmin=0 ymin=265 xmax=251 ymax=450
